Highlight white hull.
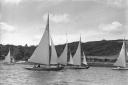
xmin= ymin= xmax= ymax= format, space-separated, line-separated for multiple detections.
xmin=112 ymin=68 xmax=128 ymax=70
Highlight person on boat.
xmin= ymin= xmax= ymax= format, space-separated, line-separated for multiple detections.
xmin=37 ymin=64 xmax=40 ymax=68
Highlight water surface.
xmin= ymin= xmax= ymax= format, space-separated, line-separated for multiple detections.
xmin=0 ymin=64 xmax=128 ymax=85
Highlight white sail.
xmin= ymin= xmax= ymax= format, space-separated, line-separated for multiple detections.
xmin=73 ymin=41 xmax=81 ymax=65
xmin=113 ymin=40 xmax=127 ymax=67
xmin=58 ymin=43 xmax=67 ymax=65
xmin=4 ymin=50 xmax=11 ymax=63
xmin=28 ymin=15 xmax=50 ymax=65
xmin=50 ymin=38 xmax=58 ymax=64
xmin=68 ymin=52 xmax=73 ymax=65
xmin=82 ymin=52 xmax=87 ymax=65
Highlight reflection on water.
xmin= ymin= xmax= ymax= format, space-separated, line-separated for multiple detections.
xmin=0 ymin=64 xmax=128 ymax=85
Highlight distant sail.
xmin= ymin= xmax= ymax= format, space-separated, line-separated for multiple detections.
xmin=4 ymin=49 xmax=11 ymax=63
xmin=73 ymin=41 xmax=81 ymax=65
xmin=58 ymin=43 xmax=67 ymax=65
xmin=113 ymin=40 xmax=127 ymax=67
xmin=82 ymin=52 xmax=87 ymax=65
xmin=28 ymin=15 xmax=50 ymax=65
xmin=50 ymin=38 xmax=58 ymax=65
xmin=68 ymin=52 xmax=73 ymax=65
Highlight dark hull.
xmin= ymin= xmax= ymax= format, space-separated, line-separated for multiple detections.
xmin=73 ymin=66 xmax=89 ymax=69
xmin=25 ymin=66 xmax=64 ymax=71
xmin=65 ymin=66 xmax=90 ymax=69
xmin=3 ymin=63 xmax=15 ymax=65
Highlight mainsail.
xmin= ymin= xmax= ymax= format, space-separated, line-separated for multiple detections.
xmin=113 ymin=40 xmax=127 ymax=67
xmin=58 ymin=43 xmax=68 ymax=65
xmin=82 ymin=52 xmax=87 ymax=65
xmin=50 ymin=38 xmax=58 ymax=65
xmin=73 ymin=39 xmax=81 ymax=65
xmin=68 ymin=52 xmax=73 ymax=65
xmin=4 ymin=49 xmax=11 ymax=63
xmin=28 ymin=15 xmax=50 ymax=65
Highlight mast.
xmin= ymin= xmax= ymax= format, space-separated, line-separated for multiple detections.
xmin=47 ymin=14 xmax=50 ymax=65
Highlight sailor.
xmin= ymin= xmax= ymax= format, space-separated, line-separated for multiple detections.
xmin=37 ymin=64 xmax=40 ymax=68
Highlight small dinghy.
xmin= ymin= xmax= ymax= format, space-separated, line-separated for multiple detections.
xmin=3 ymin=49 xmax=15 ymax=65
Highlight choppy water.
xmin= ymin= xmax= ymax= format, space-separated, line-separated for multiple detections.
xmin=0 ymin=64 xmax=128 ymax=85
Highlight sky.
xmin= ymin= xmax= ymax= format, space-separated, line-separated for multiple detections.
xmin=0 ymin=0 xmax=128 ymax=45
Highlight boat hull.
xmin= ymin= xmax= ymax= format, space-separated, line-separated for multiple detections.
xmin=112 ymin=68 xmax=128 ymax=70
xmin=25 ymin=66 xmax=64 ymax=71
xmin=65 ymin=66 xmax=89 ymax=69
xmin=3 ymin=62 xmax=15 ymax=65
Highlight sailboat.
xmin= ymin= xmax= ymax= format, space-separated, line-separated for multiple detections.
xmin=112 ymin=39 xmax=128 ymax=70
xmin=72 ymin=36 xmax=89 ymax=69
xmin=3 ymin=49 xmax=15 ymax=65
xmin=26 ymin=14 xmax=64 ymax=71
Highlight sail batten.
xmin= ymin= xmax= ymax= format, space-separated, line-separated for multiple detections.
xmin=114 ymin=40 xmax=127 ymax=67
